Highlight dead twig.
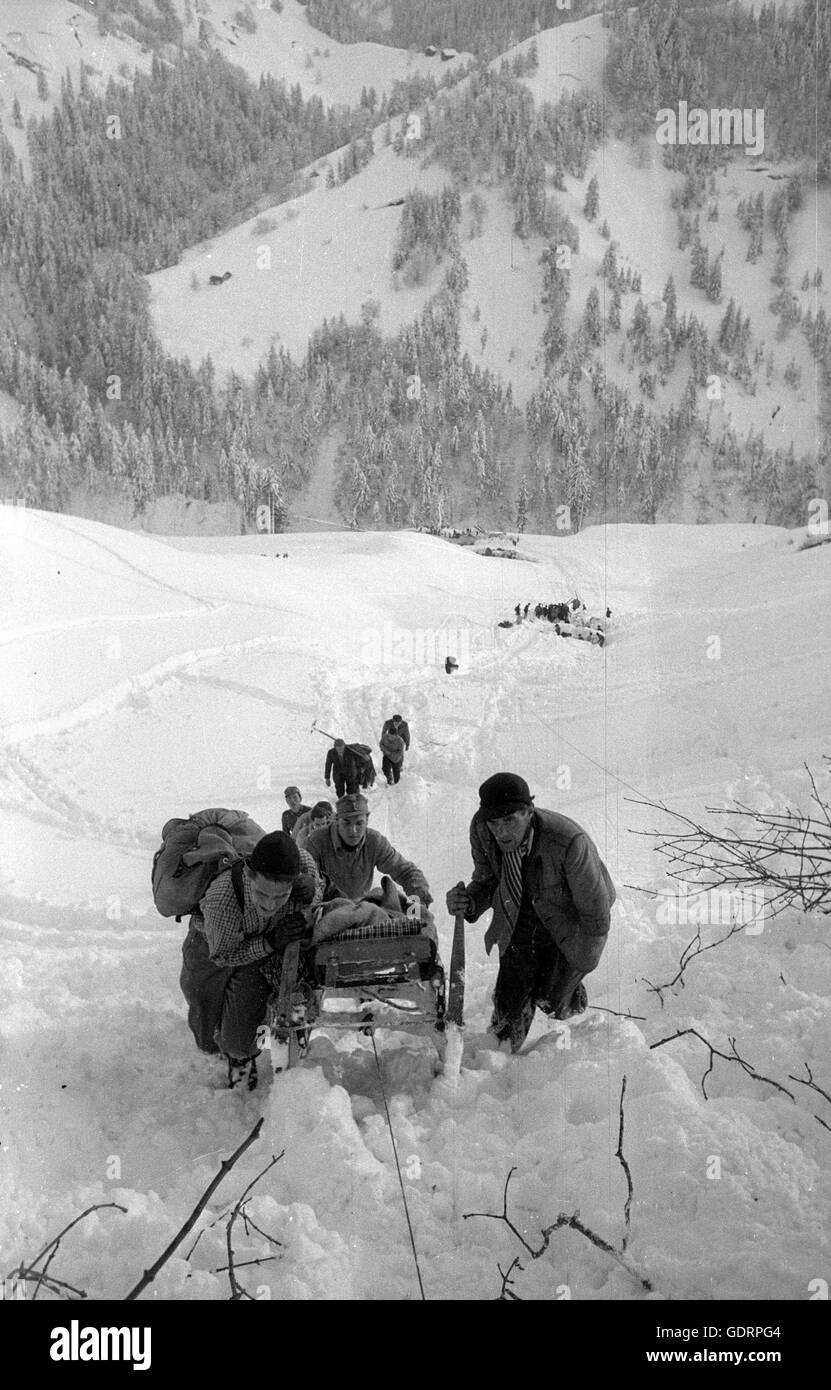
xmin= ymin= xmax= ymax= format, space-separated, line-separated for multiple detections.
xmin=6 ymin=1203 xmax=127 ymax=1303
xmin=242 ymin=1215 xmax=283 ymax=1250
xmin=225 ymin=1153 xmax=284 ymax=1301
xmin=9 ymin=1269 xmax=88 ymax=1300
xmin=615 ymin=1076 xmax=634 ymax=1252
xmin=211 ymin=1255 xmax=278 ymax=1274
xmin=626 ymin=774 xmax=831 ymax=920
xmin=786 ymin=1062 xmax=831 ymax=1131
xmin=641 ymin=918 xmax=747 ymax=1008
xmin=650 ymin=1028 xmax=796 ymax=1102
xmin=497 ymin=1256 xmax=524 ymax=1301
xmin=591 ymin=1005 xmax=647 ymax=1021
xmin=124 ymin=1117 xmax=265 ymax=1301
xmin=787 ymin=1062 xmax=831 ymax=1108
xmin=464 ymin=1078 xmax=653 ymax=1296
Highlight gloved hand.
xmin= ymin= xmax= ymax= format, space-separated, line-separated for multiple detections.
xmin=446 ymin=881 xmax=472 ymax=917
xmin=266 ymin=911 xmax=309 ymax=954
xmin=290 ymin=873 xmax=317 ymax=907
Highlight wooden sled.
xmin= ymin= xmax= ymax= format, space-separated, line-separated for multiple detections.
xmin=266 ymin=913 xmax=466 ymax=1081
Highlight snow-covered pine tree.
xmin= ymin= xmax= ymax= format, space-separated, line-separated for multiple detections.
xmin=583 ymin=175 xmax=600 ymax=222
xmin=583 ymin=286 xmax=602 ymax=346
xmin=516 ymin=474 xmax=529 ymax=533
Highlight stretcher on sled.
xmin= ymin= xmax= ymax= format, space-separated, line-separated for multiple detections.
xmin=264 ymin=882 xmax=465 ymax=1079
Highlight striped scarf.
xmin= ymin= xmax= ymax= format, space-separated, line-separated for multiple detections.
xmin=484 ymin=831 xmax=532 ymax=957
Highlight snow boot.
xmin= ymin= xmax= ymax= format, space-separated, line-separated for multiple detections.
xmin=536 ymin=982 xmax=588 ymax=1022
xmin=226 ymin=1053 xmax=259 ymax=1091
xmin=489 ymin=997 xmax=536 ymax=1054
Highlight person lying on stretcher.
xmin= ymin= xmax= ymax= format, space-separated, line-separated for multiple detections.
xmin=305 ymin=793 xmax=432 ymax=911
xmin=311 ymin=874 xmax=437 ymax=946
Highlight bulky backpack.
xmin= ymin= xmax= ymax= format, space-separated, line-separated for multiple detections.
xmin=151 ymin=808 xmax=264 ymax=921
xmin=349 ymin=743 xmax=376 ymax=787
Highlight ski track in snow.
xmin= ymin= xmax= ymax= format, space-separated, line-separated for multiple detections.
xmin=1 ymin=636 xmax=297 ymax=743
xmin=1 ymin=513 xmax=829 ymax=1301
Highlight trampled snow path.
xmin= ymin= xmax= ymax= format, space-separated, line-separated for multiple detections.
xmin=1 ymin=508 xmax=829 ymax=1300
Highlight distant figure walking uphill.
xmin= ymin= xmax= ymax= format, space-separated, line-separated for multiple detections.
xmin=379 ymin=713 xmax=410 ymax=785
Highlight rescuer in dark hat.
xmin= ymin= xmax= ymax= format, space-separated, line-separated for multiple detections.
xmin=446 ymin=773 xmax=616 ymax=1052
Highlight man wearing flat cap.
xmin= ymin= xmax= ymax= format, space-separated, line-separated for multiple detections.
xmin=446 ymin=773 xmax=615 ymax=1053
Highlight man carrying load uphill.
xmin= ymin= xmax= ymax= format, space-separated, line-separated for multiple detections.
xmin=446 ymin=773 xmax=615 ymax=1054
xmin=179 ymin=830 xmax=324 ymax=1088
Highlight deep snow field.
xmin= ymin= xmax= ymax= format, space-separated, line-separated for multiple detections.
xmin=1 ymin=504 xmax=829 ymax=1301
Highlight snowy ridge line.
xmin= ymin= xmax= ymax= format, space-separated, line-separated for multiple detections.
xmin=30 ymin=510 xmax=218 ymax=609
xmin=14 ymin=528 xmax=229 ymax=609
xmin=0 ymin=635 xmax=284 ymax=744
xmin=0 ymin=604 xmax=228 ymax=647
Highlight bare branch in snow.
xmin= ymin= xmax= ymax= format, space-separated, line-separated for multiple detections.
xmin=124 ymin=1116 xmax=266 ymax=1301
xmin=650 ymin=1028 xmax=796 ymax=1102
xmin=641 ymin=918 xmax=747 ymax=1007
xmin=5 ymin=1202 xmax=127 ymax=1303
xmin=591 ymin=1004 xmax=648 ymax=1021
xmin=225 ymin=1152 xmax=284 ymax=1302
xmin=212 ymin=1255 xmax=278 ymax=1275
xmin=787 ymin=1062 xmax=831 ymax=1132
xmin=627 ymin=771 xmax=831 ymax=921
xmin=464 ymin=1077 xmax=653 ymax=1296
xmin=615 ymin=1076 xmax=634 ymax=1251
xmin=497 ymin=1256 xmax=524 ymax=1301
xmin=787 ymin=1061 xmax=831 ymax=1108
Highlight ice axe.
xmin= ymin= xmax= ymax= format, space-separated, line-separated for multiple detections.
xmin=310 ymin=721 xmax=373 ymax=763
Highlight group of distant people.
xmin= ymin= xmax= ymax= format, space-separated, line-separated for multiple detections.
xmin=502 ymin=597 xmax=612 ymax=647
xmin=314 ymin=713 xmax=412 ymax=797
xmin=278 ymin=716 xmax=414 ymax=852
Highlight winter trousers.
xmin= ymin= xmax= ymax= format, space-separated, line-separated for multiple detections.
xmin=492 ymin=917 xmax=586 ymax=1051
xmin=382 ymin=755 xmax=402 ymax=784
xmin=180 ymin=919 xmax=271 ymax=1061
xmin=331 ymin=769 xmax=361 ymax=796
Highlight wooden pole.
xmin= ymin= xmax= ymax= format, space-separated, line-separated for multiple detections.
xmin=446 ymin=911 xmax=466 ymax=1028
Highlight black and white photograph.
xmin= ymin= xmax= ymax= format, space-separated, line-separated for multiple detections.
xmin=0 ymin=0 xmax=829 ymax=1348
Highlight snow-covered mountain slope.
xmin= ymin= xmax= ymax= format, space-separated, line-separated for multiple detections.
xmin=181 ymin=0 xmax=471 ymax=107
xmin=149 ymin=141 xmax=455 ymax=384
xmin=0 ymin=0 xmax=157 ymax=174
xmin=1 ymin=505 xmax=829 ymax=1299
xmin=0 ymin=0 xmax=458 ymax=154
xmin=145 ymin=6 xmax=826 ymax=462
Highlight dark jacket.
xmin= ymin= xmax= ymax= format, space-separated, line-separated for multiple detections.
xmin=281 ymin=804 xmax=310 ymax=835
xmin=381 ymin=718 xmax=410 ymax=750
xmin=305 ymin=822 xmax=431 ymax=905
xmin=324 ymin=746 xmax=361 ymax=782
xmin=465 ymin=808 xmax=615 ymax=974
